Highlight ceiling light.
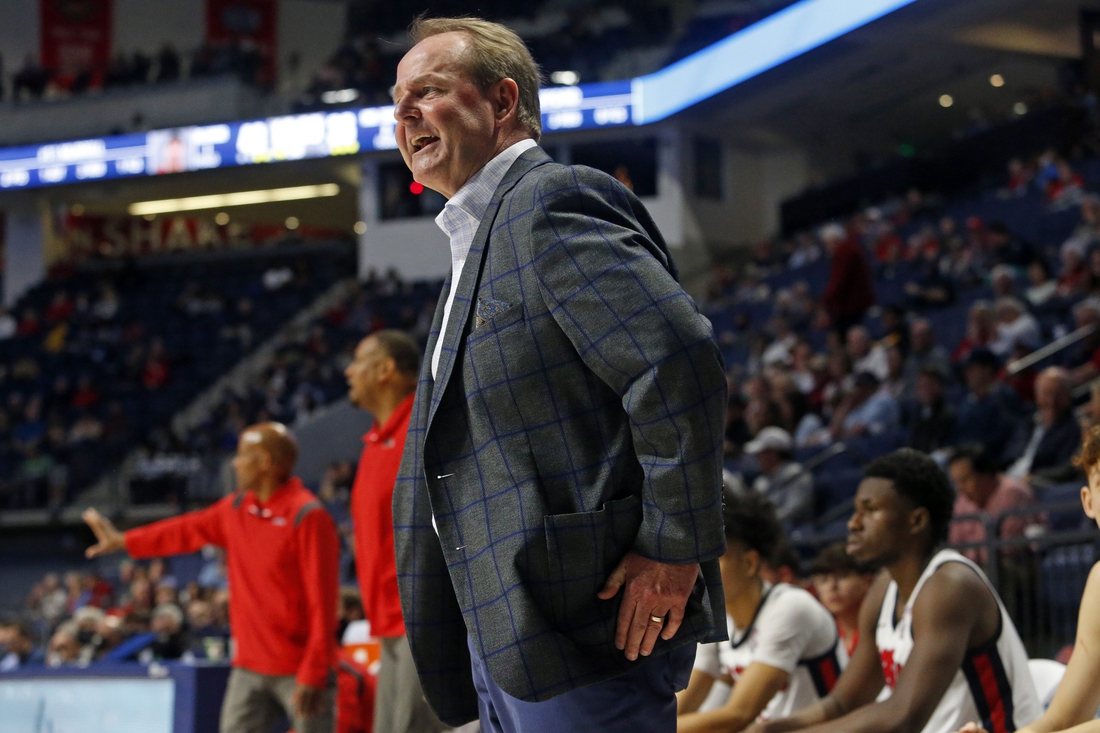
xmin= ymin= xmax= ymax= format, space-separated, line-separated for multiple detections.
xmin=353 ymin=221 xmax=367 ymax=235
xmin=128 ymin=184 xmax=340 ymax=216
xmin=285 ymin=216 xmax=299 ymax=230
xmin=321 ymin=88 xmax=360 ymax=104
xmin=990 ymin=74 xmax=1005 ymax=87
xmin=939 ymin=94 xmax=954 ymax=108
xmin=1014 ymin=102 xmax=1028 ymax=115
xmin=550 ymin=71 xmax=580 ymax=86
xmin=215 ymin=212 xmax=229 ymax=225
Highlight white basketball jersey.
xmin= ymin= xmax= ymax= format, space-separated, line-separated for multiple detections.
xmin=697 ymin=583 xmax=847 ymax=721
xmin=875 ymin=549 xmax=1041 ymax=733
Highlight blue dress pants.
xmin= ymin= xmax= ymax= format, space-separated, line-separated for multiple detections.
xmin=467 ymin=637 xmax=695 ymax=733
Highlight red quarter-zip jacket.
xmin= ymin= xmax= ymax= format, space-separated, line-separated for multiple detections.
xmin=125 ymin=477 xmax=339 ymax=688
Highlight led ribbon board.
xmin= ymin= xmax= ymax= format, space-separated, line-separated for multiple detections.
xmin=631 ymin=0 xmax=921 ymax=124
xmin=0 ymin=80 xmax=633 ymax=192
xmin=0 ymin=0 xmax=921 ymax=191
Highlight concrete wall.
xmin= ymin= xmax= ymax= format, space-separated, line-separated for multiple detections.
xmin=0 ymin=76 xmax=262 ymax=146
xmin=3 ymin=196 xmax=45 ymax=307
xmin=0 ymin=1 xmax=40 ymax=74
xmin=356 ymin=158 xmax=452 ymax=281
xmin=292 ymin=400 xmax=374 ymax=487
xmin=113 ymin=0 xmax=205 ymax=57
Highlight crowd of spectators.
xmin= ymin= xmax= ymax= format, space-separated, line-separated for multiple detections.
xmin=0 ymin=245 xmax=351 ymax=510
xmin=0 ymin=552 xmax=365 ymax=672
xmin=714 ymin=147 xmax=1100 ymax=555
xmin=4 ymin=39 xmax=270 ymax=104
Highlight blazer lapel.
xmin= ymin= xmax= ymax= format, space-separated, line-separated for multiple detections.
xmin=426 ymin=147 xmax=552 ymax=431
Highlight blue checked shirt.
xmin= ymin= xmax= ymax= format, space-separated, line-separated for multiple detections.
xmin=431 ymin=138 xmax=538 ymax=379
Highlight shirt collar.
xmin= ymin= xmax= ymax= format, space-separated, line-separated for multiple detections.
xmin=366 ymin=393 xmax=415 ymax=443
xmin=435 ymin=139 xmax=537 ymax=237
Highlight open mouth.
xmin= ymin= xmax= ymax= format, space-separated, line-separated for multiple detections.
xmin=411 ymin=134 xmax=440 ymax=153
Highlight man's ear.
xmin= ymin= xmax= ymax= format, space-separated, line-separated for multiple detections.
xmin=492 ymin=78 xmax=520 ymax=125
xmin=909 ymin=506 xmax=930 ymax=538
xmin=1082 ymin=486 xmax=1096 ymax=519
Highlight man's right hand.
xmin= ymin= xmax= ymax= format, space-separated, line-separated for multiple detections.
xmin=83 ymin=508 xmax=127 ymax=558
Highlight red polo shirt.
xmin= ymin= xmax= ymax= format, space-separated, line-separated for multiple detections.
xmin=125 ymin=477 xmax=339 ymax=688
xmin=351 ymin=394 xmax=414 ymax=639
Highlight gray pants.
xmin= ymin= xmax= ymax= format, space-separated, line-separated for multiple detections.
xmin=375 ymin=636 xmax=448 ymax=733
xmin=220 ymin=667 xmax=335 ymax=733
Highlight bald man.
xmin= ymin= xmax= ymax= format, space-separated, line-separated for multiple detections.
xmin=83 ymin=423 xmax=341 ymax=733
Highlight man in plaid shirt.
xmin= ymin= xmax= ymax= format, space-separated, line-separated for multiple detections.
xmin=391 ymin=16 xmax=729 ymax=733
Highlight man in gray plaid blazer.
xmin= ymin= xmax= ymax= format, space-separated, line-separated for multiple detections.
xmin=391 ymin=17 xmax=728 ymax=732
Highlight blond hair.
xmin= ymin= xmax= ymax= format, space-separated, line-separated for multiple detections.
xmin=410 ymin=16 xmax=542 ymax=141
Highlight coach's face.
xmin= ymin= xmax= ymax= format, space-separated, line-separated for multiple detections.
xmin=393 ymin=32 xmax=501 ymax=198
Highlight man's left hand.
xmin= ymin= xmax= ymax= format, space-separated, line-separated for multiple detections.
xmin=292 ymin=683 xmax=325 ymax=719
xmin=597 ymin=551 xmax=699 ymax=661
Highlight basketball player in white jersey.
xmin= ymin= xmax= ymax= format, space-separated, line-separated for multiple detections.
xmin=960 ymin=424 xmax=1100 ymax=733
xmin=747 ymin=449 xmax=1040 ymax=733
xmin=678 ymin=493 xmax=846 ymax=732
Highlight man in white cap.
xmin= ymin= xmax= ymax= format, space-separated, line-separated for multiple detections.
xmin=745 ymin=427 xmax=814 ymax=526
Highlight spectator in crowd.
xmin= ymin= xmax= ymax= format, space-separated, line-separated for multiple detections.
xmin=809 ymin=543 xmax=875 ymax=658
xmin=947 ymin=445 xmax=1037 ymax=564
xmin=725 ymin=393 xmax=752 ymax=457
xmin=820 ymin=223 xmax=875 ymax=336
xmin=1005 ymin=367 xmax=1082 ymax=484
xmin=986 ymin=220 xmax=1036 ymax=267
xmin=0 ymin=622 xmax=41 ymax=671
xmin=846 ymin=326 xmax=888 ymax=382
xmin=46 ymin=622 xmax=82 ymax=667
xmin=955 ymin=348 xmax=1021 ymax=459
xmin=878 ymin=305 xmax=909 ymax=356
xmin=952 ymin=301 xmax=996 ymax=364
xmin=1025 ymin=258 xmax=1059 ymax=307
xmin=745 ymin=427 xmax=814 ymax=527
xmin=677 ymin=493 xmax=844 ymax=731
xmin=746 ymin=449 xmax=1040 ymax=733
xmin=1064 ymin=298 xmax=1100 ymax=374
xmin=991 ymin=297 xmax=1040 ymax=359
xmin=904 ymin=319 xmax=950 ymax=383
xmin=908 ymin=366 xmax=955 ymax=454
xmin=832 ymin=371 xmax=900 ymax=440
xmin=147 ymin=603 xmax=188 ymax=660
xmin=904 ymin=244 xmax=954 ymax=310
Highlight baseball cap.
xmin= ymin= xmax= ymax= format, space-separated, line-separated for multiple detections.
xmin=744 ymin=426 xmax=793 ymax=455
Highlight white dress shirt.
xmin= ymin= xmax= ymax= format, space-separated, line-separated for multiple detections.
xmin=431 ymin=138 xmax=538 ymax=379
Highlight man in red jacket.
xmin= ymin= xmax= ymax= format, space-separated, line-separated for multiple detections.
xmin=83 ymin=422 xmax=340 ymax=733
xmin=344 ymin=330 xmax=444 ymax=733
xmin=820 ymin=223 xmax=875 ymax=337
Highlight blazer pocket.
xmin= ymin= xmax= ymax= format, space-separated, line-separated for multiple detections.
xmin=542 ymin=494 xmax=642 ymax=646
xmin=466 ymin=303 xmax=526 ymax=350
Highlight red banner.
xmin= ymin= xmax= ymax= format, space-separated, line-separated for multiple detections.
xmin=55 ymin=214 xmax=343 ymax=263
xmin=205 ymin=0 xmax=278 ymax=87
xmin=40 ymin=0 xmax=112 ymax=82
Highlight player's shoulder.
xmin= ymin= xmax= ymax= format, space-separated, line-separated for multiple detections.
xmin=913 ymin=556 xmax=994 ymax=620
xmin=762 ymin=583 xmax=833 ymax=623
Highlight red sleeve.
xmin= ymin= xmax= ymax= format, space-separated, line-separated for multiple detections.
xmin=823 ymin=245 xmax=854 ymax=311
xmin=296 ymin=506 xmax=341 ymax=688
xmin=124 ymin=496 xmax=231 ymax=559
